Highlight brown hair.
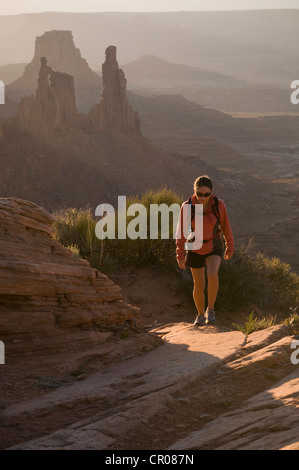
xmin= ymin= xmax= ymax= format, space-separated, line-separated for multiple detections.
xmin=194 ymin=175 xmax=213 ymax=191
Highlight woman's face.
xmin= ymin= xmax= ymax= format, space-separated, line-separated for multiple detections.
xmin=194 ymin=185 xmax=212 ymax=204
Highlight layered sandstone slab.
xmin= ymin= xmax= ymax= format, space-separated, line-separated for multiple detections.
xmin=4 ymin=324 xmax=246 ymax=449
xmin=0 ymin=197 xmax=139 ymax=357
xmin=170 ymin=369 xmax=299 ymax=450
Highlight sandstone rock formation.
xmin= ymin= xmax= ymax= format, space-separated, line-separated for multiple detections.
xmin=8 ymin=57 xmax=79 ymax=137
xmin=6 ymin=30 xmax=101 ymax=112
xmin=2 ymin=44 xmax=140 ymax=138
xmin=0 ymin=197 xmax=141 ymax=357
xmin=89 ymin=45 xmax=141 ymax=134
xmin=0 ymin=96 xmax=17 ymax=122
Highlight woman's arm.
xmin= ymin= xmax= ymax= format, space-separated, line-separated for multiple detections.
xmin=175 ymin=202 xmax=187 ymax=268
xmin=219 ymin=201 xmax=234 ymax=260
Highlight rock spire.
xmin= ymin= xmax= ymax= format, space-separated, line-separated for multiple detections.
xmin=14 ymin=57 xmax=78 ymax=136
xmin=89 ymin=45 xmax=141 ymax=134
xmin=2 ymin=44 xmax=141 ymax=137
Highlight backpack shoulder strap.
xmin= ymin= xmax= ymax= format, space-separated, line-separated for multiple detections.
xmin=190 ymin=195 xmax=220 ymax=224
xmin=189 ymin=197 xmax=195 ymax=222
xmin=212 ymin=196 xmax=221 ymax=225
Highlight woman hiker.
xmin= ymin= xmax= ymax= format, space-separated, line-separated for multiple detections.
xmin=176 ymin=175 xmax=234 ymax=326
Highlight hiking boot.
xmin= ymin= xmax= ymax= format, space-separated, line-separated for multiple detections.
xmin=205 ymin=308 xmax=216 ymax=325
xmin=193 ymin=314 xmax=206 ymax=326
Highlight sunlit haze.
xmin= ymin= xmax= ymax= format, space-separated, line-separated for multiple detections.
xmin=1 ymin=0 xmax=299 ymax=14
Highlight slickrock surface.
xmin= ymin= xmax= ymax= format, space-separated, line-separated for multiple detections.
xmin=4 ymin=324 xmax=246 ymax=449
xmin=170 ymin=368 xmax=299 ymax=450
xmin=0 ymin=197 xmax=142 ymax=357
xmin=4 ymin=322 xmax=298 ymax=450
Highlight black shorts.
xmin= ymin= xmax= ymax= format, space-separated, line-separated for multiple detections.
xmin=185 ymin=248 xmax=223 ymax=269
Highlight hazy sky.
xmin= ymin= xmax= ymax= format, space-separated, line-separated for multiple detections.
xmin=1 ymin=0 xmax=299 ymax=15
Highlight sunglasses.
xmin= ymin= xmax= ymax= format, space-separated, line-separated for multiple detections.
xmin=196 ymin=191 xmax=212 ymax=198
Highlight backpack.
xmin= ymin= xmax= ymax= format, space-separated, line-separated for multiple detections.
xmin=187 ymin=195 xmax=221 ymax=244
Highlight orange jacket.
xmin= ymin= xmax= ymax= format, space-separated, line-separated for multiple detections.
xmin=176 ymin=194 xmax=234 ymax=261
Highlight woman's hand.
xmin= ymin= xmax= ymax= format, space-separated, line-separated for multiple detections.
xmin=224 ymin=249 xmax=233 ymax=261
xmin=177 ymin=258 xmax=186 ymax=270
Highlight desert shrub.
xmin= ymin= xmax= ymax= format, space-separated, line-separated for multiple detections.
xmin=53 ymin=207 xmax=97 ymax=252
xmin=52 ymin=189 xmax=299 ymax=316
xmin=67 ymin=244 xmax=82 ymax=259
xmin=52 ymin=207 xmax=104 ymax=268
xmin=52 ymin=187 xmax=183 ymax=271
xmin=119 ymin=187 xmax=183 ymax=266
xmin=217 ymin=244 xmax=299 ymax=313
xmin=233 ymin=311 xmax=277 ymax=335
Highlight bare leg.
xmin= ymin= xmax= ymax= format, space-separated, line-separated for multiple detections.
xmin=190 ymin=267 xmax=205 ymax=315
xmin=205 ymin=255 xmax=221 ymax=310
